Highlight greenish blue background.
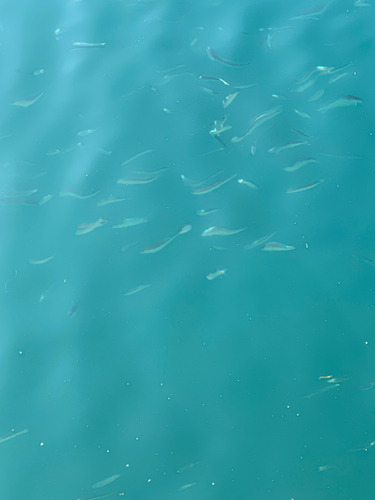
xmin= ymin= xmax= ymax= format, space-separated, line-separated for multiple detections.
xmin=0 ymin=0 xmax=374 ymax=499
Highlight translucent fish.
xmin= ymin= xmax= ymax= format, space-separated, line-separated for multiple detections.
xmin=92 ymin=474 xmax=120 ymax=489
xmin=0 ymin=429 xmax=29 ymax=444
xmin=262 ymin=242 xmax=295 ymax=251
xmin=283 ymin=157 xmax=318 ymax=172
xmin=60 ymin=189 xmax=99 ymax=199
xmin=178 ymin=223 xmax=192 ymax=235
xmin=192 ymin=174 xmax=237 ymax=195
xmin=117 ymin=175 xmax=159 ymax=185
xmin=77 ymin=128 xmax=98 ymax=137
xmin=287 ymin=179 xmax=324 ymax=193
xmin=243 ymin=232 xmax=276 ymax=250
xmin=206 ymin=269 xmax=226 ymax=280
xmin=238 ymin=178 xmax=259 ymax=189
xmin=29 ymin=255 xmax=55 ymax=265
xmin=308 ymin=89 xmax=324 ymax=102
xmin=139 ymin=235 xmax=177 ymax=254
xmin=202 ymin=226 xmax=247 ymax=236
xmin=223 ymin=92 xmax=239 ymax=109
xmin=196 ymin=208 xmax=219 ymax=216
xmin=76 ymin=218 xmax=107 ymax=235
xmin=294 ymin=109 xmax=311 ymax=119
xmin=124 ymin=284 xmax=151 ymax=296
xmin=97 ymin=196 xmax=128 ymax=206
xmin=11 ymin=93 xmax=43 ymax=108
xmin=231 ymin=106 xmax=282 ymax=143
xmin=72 ymin=42 xmax=106 ymax=48
xmin=112 ymin=218 xmax=148 ymax=229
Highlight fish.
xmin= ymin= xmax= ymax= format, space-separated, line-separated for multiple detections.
xmin=308 ymin=89 xmax=325 ymax=102
xmin=262 ymin=242 xmax=295 ymax=251
xmin=198 ymin=75 xmax=230 ymax=86
xmin=209 ymin=116 xmax=232 ymax=135
xmin=39 ymin=194 xmax=54 ymax=205
xmin=181 ymin=170 xmax=224 ymax=188
xmin=72 ymin=42 xmax=106 ymax=48
xmin=163 ymin=98 xmax=200 ymax=115
xmin=319 ymin=152 xmax=364 ymax=160
xmin=206 ymin=46 xmax=251 ymax=67
xmin=206 ymin=269 xmax=226 ymax=280
xmin=304 ymin=383 xmax=340 ymax=399
xmin=75 ymin=218 xmax=108 ymax=236
xmin=29 ymin=255 xmax=55 ymax=265
xmin=354 ymin=0 xmax=371 ymax=5
xmin=124 ymin=284 xmax=151 ymax=296
xmin=360 ymin=381 xmax=375 ymax=391
xmin=177 ymin=462 xmax=200 ymax=473
xmin=178 ymin=483 xmax=197 ymax=492
xmin=196 ymin=208 xmax=220 ymax=216
xmin=294 ymin=109 xmax=312 ymax=119
xmin=238 ymin=178 xmax=259 ymax=189
xmin=97 ymin=147 xmax=112 ymax=155
xmin=243 ymin=232 xmax=276 ymax=250
xmin=140 ymin=223 xmax=190 ymax=254
xmin=202 ymin=226 xmax=247 ymax=236
xmin=268 ymin=141 xmax=309 ymax=155
xmin=349 ymin=440 xmax=375 ymax=452
xmin=291 ymin=129 xmax=311 ymax=138
xmin=318 ymin=465 xmax=337 ymax=472
xmin=292 ymin=77 xmax=319 ymax=93
xmin=39 ymin=286 xmax=52 ymax=303
xmin=117 ymin=175 xmax=159 ymax=185
xmin=318 ymin=94 xmax=363 ymax=113
xmin=92 ymin=474 xmax=120 ymax=489
xmin=327 ymin=375 xmax=351 ymax=384
xmin=287 ymin=179 xmax=324 ymax=193
xmin=121 ymin=241 xmax=138 ymax=253
xmin=133 ymin=167 xmax=168 ymax=176
xmin=178 ymin=223 xmax=192 ymax=235
xmin=251 ymin=140 xmax=257 ymax=156
xmin=120 ymin=150 xmax=154 ymax=166
xmin=77 ymin=128 xmax=98 ymax=137
xmin=272 ymin=94 xmax=289 ymax=100
xmin=139 ymin=235 xmax=177 ymax=254
xmin=0 ymin=429 xmax=29 ymax=444
xmin=223 ymin=92 xmax=239 ymax=109
xmin=11 ymin=93 xmax=43 ymax=108
xmin=291 ymin=0 xmax=335 ymax=21
xmin=231 ymin=106 xmax=282 ymax=143
xmin=97 ymin=196 xmax=129 ymax=206
xmin=112 ymin=218 xmax=148 ymax=229
xmin=67 ymin=304 xmax=79 ymax=317
xmin=156 ymin=64 xmax=186 ymax=74
xmin=284 ymin=157 xmax=318 ymax=172
xmin=328 ymin=73 xmax=348 ymax=84
xmin=60 ymin=189 xmax=99 ymax=199
xmin=192 ymin=174 xmax=237 ymax=195
xmin=0 ymin=198 xmax=38 ymax=206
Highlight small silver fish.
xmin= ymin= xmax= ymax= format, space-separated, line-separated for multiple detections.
xmin=206 ymin=269 xmax=226 ymax=280
xmin=262 ymin=242 xmax=295 ymax=251
xmin=202 ymin=226 xmax=247 ymax=236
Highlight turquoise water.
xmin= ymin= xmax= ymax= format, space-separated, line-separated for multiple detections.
xmin=1 ymin=0 xmax=374 ymax=499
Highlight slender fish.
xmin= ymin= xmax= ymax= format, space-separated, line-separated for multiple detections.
xmin=192 ymin=174 xmax=237 ymax=195
xmin=284 ymin=157 xmax=318 ymax=172
xmin=287 ymin=179 xmax=324 ymax=193
xmin=92 ymin=475 xmax=120 ymax=489
xmin=262 ymin=242 xmax=295 ymax=251
xmin=202 ymin=226 xmax=247 ymax=236
xmin=0 ymin=429 xmax=29 ymax=444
